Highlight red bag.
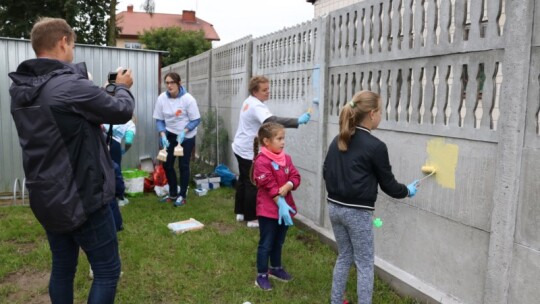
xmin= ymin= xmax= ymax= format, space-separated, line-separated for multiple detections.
xmin=153 ymin=164 xmax=168 ymax=186
xmin=144 ymin=177 xmax=154 ymax=192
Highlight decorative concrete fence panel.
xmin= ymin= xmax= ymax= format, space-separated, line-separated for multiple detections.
xmin=211 ymin=36 xmax=252 ymax=167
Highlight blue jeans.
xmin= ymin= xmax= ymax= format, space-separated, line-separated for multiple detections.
xmin=46 ymin=205 xmax=121 ymax=304
xmin=163 ymin=132 xmax=195 ymax=198
xmin=256 ymin=216 xmax=289 ymax=273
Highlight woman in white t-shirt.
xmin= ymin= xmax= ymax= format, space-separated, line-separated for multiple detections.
xmin=153 ymin=72 xmax=201 ymax=207
xmin=232 ymin=76 xmax=311 ymax=227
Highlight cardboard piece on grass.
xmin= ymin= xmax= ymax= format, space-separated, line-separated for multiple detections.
xmin=195 ymin=188 xmax=208 ymax=196
xmin=167 ymin=218 xmax=204 ymax=234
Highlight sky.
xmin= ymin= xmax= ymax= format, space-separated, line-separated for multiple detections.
xmin=120 ymin=0 xmax=315 ymax=47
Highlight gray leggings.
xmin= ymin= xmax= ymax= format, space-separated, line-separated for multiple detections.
xmin=328 ymin=203 xmax=374 ymax=304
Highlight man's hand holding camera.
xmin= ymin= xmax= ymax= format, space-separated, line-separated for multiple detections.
xmin=113 ymin=68 xmax=133 ymax=88
xmin=106 ymin=68 xmax=133 ymax=95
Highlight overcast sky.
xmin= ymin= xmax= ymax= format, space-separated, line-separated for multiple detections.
xmin=120 ymin=0 xmax=315 ymax=47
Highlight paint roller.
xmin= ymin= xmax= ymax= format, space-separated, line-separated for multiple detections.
xmin=418 ymin=165 xmax=437 ymax=183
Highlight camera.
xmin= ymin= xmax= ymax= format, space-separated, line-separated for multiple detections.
xmin=107 ymin=69 xmax=127 ymax=84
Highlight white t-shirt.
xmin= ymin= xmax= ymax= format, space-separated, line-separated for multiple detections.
xmin=153 ymin=91 xmax=201 ymax=138
xmin=232 ymin=95 xmax=273 ymax=160
xmin=103 ymin=120 xmax=136 ymax=144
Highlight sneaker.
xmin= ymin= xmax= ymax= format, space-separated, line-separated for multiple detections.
xmin=255 ymin=273 xmax=272 ymax=291
xmin=173 ymin=196 xmax=186 ymax=207
xmin=269 ymin=267 xmax=292 ymax=282
xmin=247 ymin=220 xmax=259 ymax=228
xmin=118 ymin=197 xmax=129 ymax=206
xmin=236 ymin=214 xmax=244 ymax=221
xmin=160 ymin=195 xmax=177 ymax=203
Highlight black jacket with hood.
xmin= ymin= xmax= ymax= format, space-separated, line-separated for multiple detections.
xmin=323 ymin=127 xmax=409 ymax=210
xmin=9 ymin=58 xmax=135 ymax=233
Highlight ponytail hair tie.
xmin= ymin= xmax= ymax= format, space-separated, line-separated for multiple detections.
xmin=349 ymin=100 xmax=356 ymax=108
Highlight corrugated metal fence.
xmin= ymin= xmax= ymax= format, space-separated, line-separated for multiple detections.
xmin=0 ymin=38 xmax=162 ymax=194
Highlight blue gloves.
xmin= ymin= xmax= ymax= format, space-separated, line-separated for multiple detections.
xmin=407 ymin=180 xmax=419 ymax=197
xmin=297 ymin=112 xmax=311 ymax=125
xmin=160 ymin=134 xmax=169 ymax=148
xmin=121 ymin=148 xmax=126 ymax=155
xmin=125 ymin=131 xmax=134 ymax=145
xmin=177 ymin=130 xmax=186 ymax=144
xmin=277 ymin=196 xmax=296 ymax=226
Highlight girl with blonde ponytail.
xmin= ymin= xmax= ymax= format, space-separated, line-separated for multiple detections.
xmin=323 ymin=90 xmax=419 ymax=304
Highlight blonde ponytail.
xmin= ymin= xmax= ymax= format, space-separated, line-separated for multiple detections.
xmin=337 ymin=90 xmax=381 ymax=151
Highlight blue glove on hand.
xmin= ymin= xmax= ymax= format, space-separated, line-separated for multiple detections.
xmin=407 ymin=180 xmax=419 ymax=197
xmin=160 ymin=134 xmax=169 ymax=148
xmin=277 ymin=196 xmax=296 ymax=226
xmin=297 ymin=112 xmax=311 ymax=125
xmin=177 ymin=130 xmax=186 ymax=144
xmin=121 ymin=148 xmax=126 ymax=155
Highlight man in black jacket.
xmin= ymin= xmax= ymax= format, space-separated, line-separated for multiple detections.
xmin=9 ymin=17 xmax=134 ymax=303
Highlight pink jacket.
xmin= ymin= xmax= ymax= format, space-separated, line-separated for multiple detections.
xmin=253 ymin=153 xmax=301 ymax=219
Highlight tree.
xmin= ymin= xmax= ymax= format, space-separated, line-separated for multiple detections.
xmin=106 ymin=0 xmax=118 ymax=46
xmin=139 ymin=27 xmax=211 ymax=67
xmin=0 ymin=0 xmax=110 ymax=45
xmin=141 ymin=0 xmax=155 ymax=15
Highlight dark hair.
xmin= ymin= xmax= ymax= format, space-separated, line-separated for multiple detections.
xmin=31 ymin=18 xmax=76 ymax=55
xmin=249 ymin=122 xmax=285 ymax=184
xmin=248 ymin=76 xmax=269 ymax=95
xmin=164 ymin=72 xmax=181 ymax=85
xmin=338 ymin=90 xmax=381 ymax=151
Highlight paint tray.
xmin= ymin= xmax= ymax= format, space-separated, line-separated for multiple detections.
xmin=167 ymin=218 xmax=204 ymax=234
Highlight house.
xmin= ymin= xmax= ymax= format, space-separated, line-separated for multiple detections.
xmin=116 ymin=5 xmax=220 ymax=49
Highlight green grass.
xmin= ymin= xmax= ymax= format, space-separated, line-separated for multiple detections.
xmin=0 ymin=188 xmax=419 ymax=304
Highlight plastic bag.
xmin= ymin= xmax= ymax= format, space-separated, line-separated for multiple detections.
xmin=122 ymin=169 xmax=149 ymax=197
xmin=215 ymin=164 xmax=236 ymax=187
xmin=153 ymin=164 xmax=168 ymax=187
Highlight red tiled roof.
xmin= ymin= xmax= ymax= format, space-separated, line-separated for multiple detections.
xmin=116 ymin=9 xmax=220 ymax=41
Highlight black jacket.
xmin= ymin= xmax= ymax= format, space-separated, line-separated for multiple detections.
xmin=323 ymin=127 xmax=408 ymax=210
xmin=9 ymin=58 xmax=134 ymax=233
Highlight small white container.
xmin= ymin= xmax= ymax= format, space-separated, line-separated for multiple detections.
xmin=156 ymin=149 xmax=168 ymax=162
xmin=173 ymin=144 xmax=184 ymax=156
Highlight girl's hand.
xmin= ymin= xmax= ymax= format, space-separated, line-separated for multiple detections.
xmin=278 ymin=182 xmax=293 ymax=196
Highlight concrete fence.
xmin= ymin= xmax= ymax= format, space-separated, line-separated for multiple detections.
xmin=1 ymin=0 xmax=539 ymax=303
xmin=160 ymin=1 xmax=540 ymax=303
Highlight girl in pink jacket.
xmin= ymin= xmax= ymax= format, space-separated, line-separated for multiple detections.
xmin=251 ymin=122 xmax=301 ymax=291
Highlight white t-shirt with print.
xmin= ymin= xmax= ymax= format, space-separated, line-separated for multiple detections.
xmin=232 ymin=95 xmax=273 ymax=160
xmin=153 ymin=91 xmax=201 ymax=138
xmin=103 ymin=120 xmax=136 ymax=144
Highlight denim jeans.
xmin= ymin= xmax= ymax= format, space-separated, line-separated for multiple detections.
xmin=109 ymin=140 xmax=122 ymax=168
xmin=46 ymin=205 xmax=121 ymax=304
xmin=256 ymin=216 xmax=289 ymax=273
xmin=163 ymin=132 xmax=195 ymax=198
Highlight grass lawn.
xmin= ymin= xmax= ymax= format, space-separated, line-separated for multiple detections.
xmin=0 ymin=187 xmax=419 ymax=304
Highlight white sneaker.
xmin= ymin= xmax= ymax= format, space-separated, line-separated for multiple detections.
xmin=247 ymin=220 xmax=259 ymax=228
xmin=236 ymin=214 xmax=244 ymax=222
xmin=118 ymin=197 xmax=129 ymax=206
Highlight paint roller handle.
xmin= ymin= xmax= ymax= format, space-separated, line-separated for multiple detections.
xmin=406 ymin=180 xmax=419 ymax=197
